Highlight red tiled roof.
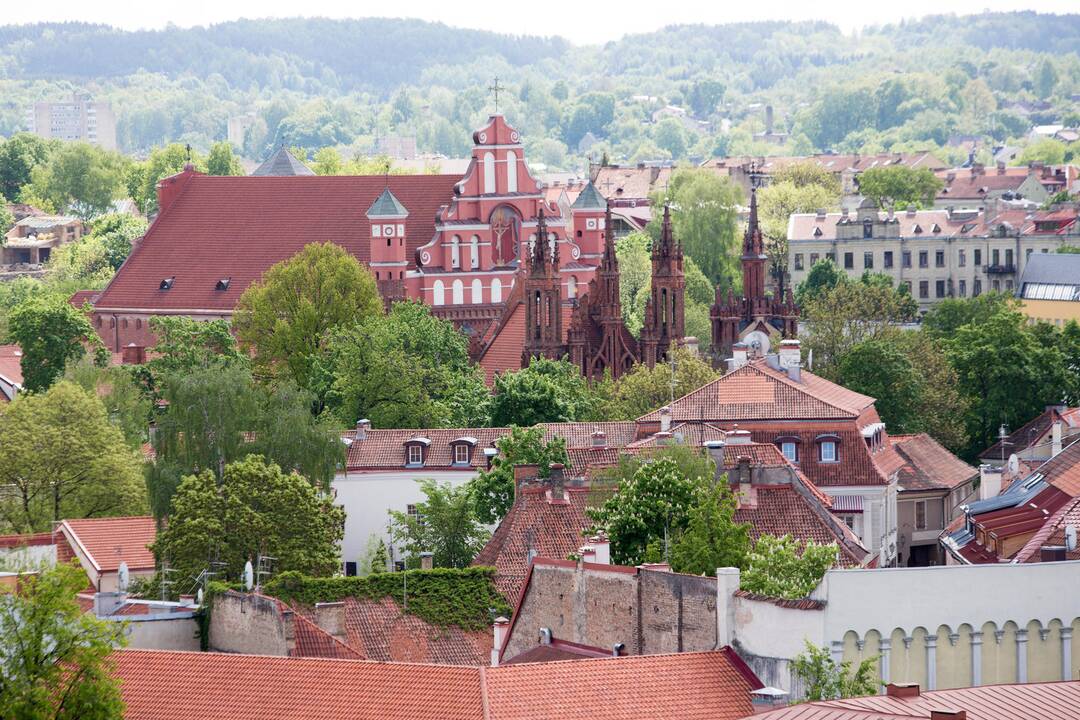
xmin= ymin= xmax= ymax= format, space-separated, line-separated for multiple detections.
xmin=936 ymin=168 xmax=1036 ymax=199
xmin=540 ymin=421 xmax=637 ymax=449
xmin=113 ymin=648 xmax=759 ymax=720
xmin=1013 ymin=496 xmax=1080 ymax=563
xmin=749 ymin=680 xmax=1080 ymax=720
xmin=500 ymin=638 xmax=614 ymax=665
xmin=0 ymin=531 xmax=52 ymax=549
xmin=733 ymin=589 xmax=825 ymax=610
xmin=638 ymin=361 xmax=874 ymax=423
xmin=292 ymin=612 xmax=365 ymax=660
xmin=979 ymin=408 xmax=1058 ymax=462
xmin=1037 ymin=434 xmax=1080 ymax=496
xmin=889 ymin=433 xmax=978 ymax=492
xmin=94 ymin=173 xmax=460 ymax=313
xmin=473 ymin=486 xmax=592 ymax=599
xmin=69 ymin=290 xmax=100 ymax=308
xmin=0 ymin=344 xmax=24 ymax=388
xmin=57 ymin=516 xmax=156 ymax=572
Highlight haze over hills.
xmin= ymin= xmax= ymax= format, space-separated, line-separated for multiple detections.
xmin=0 ymin=11 xmax=1078 ymax=166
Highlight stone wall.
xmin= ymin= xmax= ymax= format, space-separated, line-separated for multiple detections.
xmin=208 ymin=592 xmax=291 ymax=656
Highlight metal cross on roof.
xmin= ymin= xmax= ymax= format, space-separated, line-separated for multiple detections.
xmin=185 ymin=144 xmax=192 ymax=163
xmin=489 ymin=77 xmax=504 ymax=112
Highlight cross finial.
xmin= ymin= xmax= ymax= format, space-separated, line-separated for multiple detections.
xmin=489 ymin=77 xmax=504 ymax=113
xmin=185 ymin=143 xmax=192 ymax=163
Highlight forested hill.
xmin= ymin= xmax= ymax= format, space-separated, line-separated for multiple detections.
xmin=0 ymin=19 xmax=569 ymax=92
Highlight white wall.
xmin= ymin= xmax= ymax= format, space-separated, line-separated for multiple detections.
xmin=821 ymin=483 xmax=897 ymax=566
xmin=122 ymin=615 xmax=200 ymax=651
xmin=333 ymin=469 xmax=480 ymax=566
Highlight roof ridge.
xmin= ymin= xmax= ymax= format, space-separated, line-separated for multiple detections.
xmin=750 ymin=360 xmax=865 ymax=417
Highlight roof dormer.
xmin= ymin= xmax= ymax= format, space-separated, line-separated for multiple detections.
xmin=450 ymin=436 xmax=478 ymax=466
xmin=403 ymin=437 xmax=430 ymax=467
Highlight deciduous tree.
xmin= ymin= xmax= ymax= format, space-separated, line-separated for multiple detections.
xmin=856 ymin=166 xmax=943 ymax=209
xmin=792 ymin=639 xmax=879 ymax=701
xmin=668 ymin=476 xmax=751 ymax=575
xmin=597 ymin=347 xmax=717 ymax=420
xmin=390 ymin=479 xmax=489 ymax=569
xmin=490 ymin=357 xmax=594 ymax=427
xmin=467 ymin=425 xmax=569 ymax=524
xmin=8 ymin=294 xmax=106 ymax=393
xmin=741 ymin=534 xmax=838 ymax=599
xmin=25 ymin=142 xmax=128 ymax=219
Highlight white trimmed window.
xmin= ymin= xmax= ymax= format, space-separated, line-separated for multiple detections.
xmin=454 ymin=444 xmax=470 ymax=464
xmin=407 ymin=445 xmax=423 ymax=465
xmin=781 ymin=441 xmax=798 ymax=462
xmin=820 ymin=440 xmax=837 ymax=462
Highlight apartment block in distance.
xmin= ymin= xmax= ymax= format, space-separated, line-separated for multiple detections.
xmin=787 ymin=200 xmax=1079 ymax=312
xmin=28 ymin=93 xmax=117 ymax=150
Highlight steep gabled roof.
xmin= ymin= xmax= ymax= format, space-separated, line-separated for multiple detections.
xmin=570 ymin=181 xmax=606 ymax=211
xmin=889 ymin=434 xmax=978 ymax=492
xmin=251 ymin=146 xmax=315 ymax=176
xmin=366 ymin=187 xmax=409 ymax=218
xmin=638 ymin=360 xmax=875 ymax=423
xmin=57 ymin=516 xmax=156 ymax=572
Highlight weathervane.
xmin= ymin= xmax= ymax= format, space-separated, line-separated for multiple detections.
xmin=489 ymin=77 xmax=504 ymax=113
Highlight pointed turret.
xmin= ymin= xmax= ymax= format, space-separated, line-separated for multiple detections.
xmin=601 ymin=204 xmax=618 ymax=271
xmin=251 ymin=146 xmax=315 ymax=177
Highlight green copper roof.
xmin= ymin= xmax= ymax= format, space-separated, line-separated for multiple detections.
xmin=571 ymin=181 xmax=607 ymax=211
xmin=366 ymin=187 xmax=409 ymax=218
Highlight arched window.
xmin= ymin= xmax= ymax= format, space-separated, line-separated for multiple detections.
xmin=450 ymin=235 xmax=461 ymax=269
xmin=470 ymin=235 xmax=480 ymax=269
xmin=432 ymin=280 xmax=445 ymax=306
xmin=452 ymin=279 xmax=464 ymax=305
xmin=491 ymin=278 xmax=503 ymax=303
xmin=567 ymin=276 xmax=577 ymax=299
xmin=506 ymin=151 xmax=518 ymax=193
xmin=484 ymin=152 xmax=496 ymax=194
xmin=471 ymin=279 xmax=483 ymax=304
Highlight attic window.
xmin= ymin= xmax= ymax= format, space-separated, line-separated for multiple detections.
xmin=159 ymin=277 xmax=175 ymax=290
xmin=813 ymin=227 xmax=823 ymax=237
xmin=931 ymin=223 xmax=941 ymax=233
xmin=216 ymin=277 xmax=231 ymax=291
xmin=404 ymin=437 xmax=431 ymax=467
xmin=913 ymin=224 xmax=923 ymax=234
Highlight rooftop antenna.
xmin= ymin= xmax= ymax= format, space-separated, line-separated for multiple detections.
xmin=489 ymin=77 xmax=504 ymax=113
xmin=255 ymin=554 xmax=276 ymax=592
xmin=999 ymin=423 xmax=1009 ymax=467
xmin=159 ymin=562 xmax=176 ymax=601
xmin=184 ymin=143 xmax=192 ymax=163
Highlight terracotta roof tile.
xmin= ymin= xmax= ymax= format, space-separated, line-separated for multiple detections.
xmin=94 ymin=174 xmax=460 ymax=313
xmin=0 ymin=344 xmax=24 ymax=389
xmin=291 ymin=611 xmax=365 ymax=660
xmin=57 ymin=516 xmax=156 ymax=572
xmin=889 ymin=433 xmax=978 ymax=492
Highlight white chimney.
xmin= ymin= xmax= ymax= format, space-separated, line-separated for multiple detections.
xmin=727 ymin=429 xmax=752 ymax=445
xmin=491 ymin=616 xmax=509 ymax=666
xmin=589 ymin=535 xmax=611 ymax=565
xmin=1052 ymin=420 xmax=1063 ymax=457
xmin=778 ymin=339 xmax=801 ymax=381
xmin=591 ymin=430 xmax=607 ymax=449
xmin=978 ymin=464 xmax=1003 ymax=501
xmin=579 ymin=545 xmax=597 ymax=563
xmin=704 ymin=440 xmax=726 ymax=469
xmin=355 ymin=419 xmax=371 ymax=441
xmin=659 ymin=406 xmax=672 ymax=433
xmin=729 ymin=342 xmax=750 ymax=371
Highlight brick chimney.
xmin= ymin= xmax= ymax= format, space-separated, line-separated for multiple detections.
xmin=736 ymin=456 xmax=756 ymax=509
xmin=930 ymin=711 xmax=966 ymax=720
xmin=886 ymin=683 xmax=920 ymax=698
xmin=419 ymin=552 xmax=433 ymax=570
xmin=512 ymin=464 xmax=540 ymax=501
xmin=996 ymin=160 xmax=1006 ymax=175
xmin=121 ymin=343 xmax=146 ymax=365
xmin=313 ymin=601 xmax=347 ymax=643
xmin=546 ymin=463 xmax=567 ymax=503
xmin=491 ymin=616 xmax=510 ymax=667
xmin=591 ymin=430 xmax=607 ymax=449
xmin=355 ymin=419 xmax=370 ymax=441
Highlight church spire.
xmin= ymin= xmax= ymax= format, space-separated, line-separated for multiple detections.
xmin=744 ymin=188 xmax=764 ymax=256
xmin=531 ymin=208 xmax=549 ymax=272
xmin=601 ymin=204 xmax=618 ymax=271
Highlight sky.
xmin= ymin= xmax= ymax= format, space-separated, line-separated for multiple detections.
xmin=4 ymin=0 xmax=1077 ymax=45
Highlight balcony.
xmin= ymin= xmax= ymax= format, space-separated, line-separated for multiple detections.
xmin=984 ymin=264 xmax=1016 ymax=274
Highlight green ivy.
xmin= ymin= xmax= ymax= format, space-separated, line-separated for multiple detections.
xmin=263 ymin=567 xmax=509 ymax=632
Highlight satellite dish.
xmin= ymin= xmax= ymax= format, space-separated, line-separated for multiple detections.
xmin=744 ymin=330 xmax=771 ymax=355
xmin=1066 ymin=525 xmax=1077 ymax=553
xmin=196 ymin=587 xmax=204 ymax=606
xmin=1008 ymin=454 xmax=1020 ymax=474
xmin=244 ymin=561 xmax=254 ymax=591
xmin=117 ymin=562 xmax=129 ymax=593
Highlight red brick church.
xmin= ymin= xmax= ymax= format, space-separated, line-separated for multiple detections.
xmin=88 ymin=113 xmax=793 ymax=380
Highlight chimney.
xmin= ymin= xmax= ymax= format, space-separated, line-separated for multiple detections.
xmin=815 ymin=208 xmax=826 ymax=220
xmin=930 ymin=711 xmax=967 ymax=720
xmin=736 ymin=456 xmax=755 ymax=508
xmin=906 ymin=204 xmax=917 ymax=216
xmin=547 ymin=463 xmax=566 ymax=502
xmin=946 ymin=171 xmax=956 ymax=183
xmin=704 ymin=440 xmax=726 ymax=470
xmin=355 ymin=419 xmax=370 ymax=441
xmin=121 ymin=343 xmax=146 ymax=365
xmin=591 ymin=430 xmax=607 ymax=449
xmin=419 ymin=552 xmax=433 ymax=570
xmin=1040 ymin=545 xmax=1067 ymax=562
xmin=978 ymin=464 xmax=1003 ymax=501
xmin=156 ymin=163 xmax=198 ymax=215
xmin=729 ymin=342 xmax=750 ymax=371
xmin=996 ymin=160 xmax=1006 ymax=175
xmin=765 ymin=105 xmax=774 ymax=135
xmin=491 ymin=616 xmax=510 ymax=666
xmin=539 ymin=627 xmax=552 ymax=645
xmin=579 ymin=545 xmax=597 ymax=563
xmin=886 ymin=683 xmax=920 ymax=699
xmin=1052 ymin=420 xmax=1063 ymax=457
xmin=588 ymin=535 xmax=611 ymax=565
xmin=484 ymin=447 xmax=498 ymax=469
xmin=313 ymin=601 xmax=347 ymax=643
xmin=655 ymin=431 xmax=673 ymax=446
xmin=727 ymin=429 xmax=752 ymax=445
xmin=778 ymin=339 xmax=801 ymax=382
xmin=513 ymin=464 xmax=540 ymax=500
xmin=659 ymin=406 xmax=672 ymax=433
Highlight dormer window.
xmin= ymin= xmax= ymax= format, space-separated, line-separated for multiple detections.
xmin=404 ymin=437 xmax=430 ymax=467
xmin=216 ymin=277 xmax=231 ymax=291
xmin=775 ymin=436 xmax=800 ymax=463
xmin=820 ymin=440 xmax=837 ymax=462
xmin=159 ymin=277 xmax=174 ymax=290
xmin=450 ymin=436 xmax=477 ymax=466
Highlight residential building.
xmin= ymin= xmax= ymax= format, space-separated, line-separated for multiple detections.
xmin=111 ymin=647 xmax=762 ymax=720
xmin=53 ymin=516 xmax=157 ymax=592
xmin=943 ymin=436 xmax=1080 ymax=565
xmin=933 ymin=163 xmax=1075 ymax=209
xmin=745 ymin=680 xmax=1080 ymax=720
xmin=3 ymin=214 xmax=85 ymax=265
xmin=884 ymin=434 xmax=978 ymax=566
xmin=787 ymin=203 xmax=1079 ymax=312
xmin=28 ymin=93 xmax=117 ymax=150
xmin=1017 ymin=252 xmax=1080 ymax=326
xmin=0 ymin=345 xmax=23 ymax=401
xmin=979 ymin=406 xmax=1080 ymax=469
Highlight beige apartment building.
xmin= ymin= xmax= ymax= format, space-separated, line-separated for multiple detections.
xmin=28 ymin=93 xmax=117 ymax=150
xmin=787 ymin=200 xmax=1079 ymax=311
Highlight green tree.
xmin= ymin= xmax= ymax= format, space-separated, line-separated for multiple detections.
xmin=206 ymin=141 xmax=244 ymax=176
xmin=147 ymin=365 xmax=343 ymax=518
xmin=668 ymin=476 xmax=751 ymax=576
xmin=0 ymin=381 xmax=146 ymax=533
xmin=856 ymin=166 xmax=943 ymax=209
xmin=0 ymin=133 xmax=55 ymax=201
xmin=25 ymin=142 xmax=127 ymax=219
xmin=48 ymin=213 xmax=147 ymax=287
xmin=0 ymin=195 xmax=13 ymax=237
xmin=0 ymin=561 xmax=126 ymax=719
xmin=687 ymin=79 xmax=725 ymax=117
xmin=741 ymin=534 xmax=838 ymax=599
xmin=135 ymin=316 xmax=247 ymax=401
xmin=490 ymin=357 xmax=594 ymax=426
xmin=653 ymin=117 xmax=687 ymax=159
xmin=152 ymin=455 xmax=345 ymax=590
xmin=390 ymin=479 xmax=489 ymax=569
xmin=886 ymin=331 xmax=970 ymax=452
xmin=127 ymin=143 xmax=205 ymax=216
xmin=234 ymin=242 xmax=383 ymax=402
xmin=650 ymin=169 xmax=741 ymax=288
xmin=587 ymin=455 xmax=700 ymax=566
xmin=1035 ymin=58 xmax=1059 ymax=99
xmin=312 ymin=147 xmax=344 ymax=175
xmin=615 ymin=232 xmax=653 ymax=335
xmin=327 ymin=301 xmax=486 ymax=428
xmin=922 ymin=292 xmax=1012 ymax=338
xmin=1019 ymin=138 xmax=1067 ymax=166
xmin=467 ymin=426 xmax=569 ymax=524
xmin=791 ymin=639 xmax=880 ymax=701
xmin=66 ymin=357 xmax=152 ymax=450
xmin=598 ymin=347 xmax=717 ymax=420
xmin=8 ymin=294 xmax=105 ymax=393
xmin=835 ymin=337 xmax=923 ymax=432
xmin=794 ymin=257 xmax=846 ymax=307
xmin=758 ymin=180 xmax=840 ymax=291
xmin=772 ymin=162 xmax=842 ymax=195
